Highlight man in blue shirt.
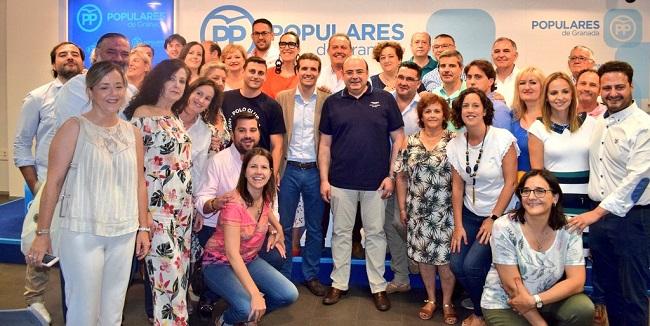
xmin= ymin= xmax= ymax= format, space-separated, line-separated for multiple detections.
xmin=319 ymin=56 xmax=405 ymax=311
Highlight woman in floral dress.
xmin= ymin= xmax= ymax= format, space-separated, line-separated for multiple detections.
xmin=395 ymin=93 xmax=457 ymax=324
xmin=124 ymin=59 xmax=194 ymax=326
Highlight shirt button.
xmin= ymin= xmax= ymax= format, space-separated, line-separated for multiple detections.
xmin=601 ymin=142 xmax=604 ymax=145
xmin=601 ymin=192 xmax=604 ymax=195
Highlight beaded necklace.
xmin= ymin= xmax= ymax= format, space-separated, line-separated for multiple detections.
xmin=465 ymin=127 xmax=488 ymax=204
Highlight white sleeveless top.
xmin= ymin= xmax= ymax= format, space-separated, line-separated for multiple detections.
xmin=58 ymin=116 xmax=139 ymax=236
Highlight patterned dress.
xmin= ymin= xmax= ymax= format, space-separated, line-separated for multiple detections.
xmin=133 ymin=115 xmax=193 ymax=326
xmin=394 ymin=130 xmax=455 ymax=265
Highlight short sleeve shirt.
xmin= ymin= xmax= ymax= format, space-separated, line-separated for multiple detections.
xmin=202 ymin=202 xmax=270 ymax=266
xmin=446 ymin=127 xmax=519 ymax=216
xmin=481 ymin=215 xmax=584 ymax=309
xmin=320 ymin=84 xmax=404 ymax=190
xmin=221 ymin=90 xmax=286 ymax=150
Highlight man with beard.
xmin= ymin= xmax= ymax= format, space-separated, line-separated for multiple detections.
xmin=221 ymin=56 xmax=286 ymax=181
xmin=568 ymin=61 xmax=650 ymax=326
xmin=12 ymin=41 xmax=85 ymax=323
xmin=249 ymin=18 xmax=279 ymax=67
xmin=54 ymin=32 xmax=137 ymax=126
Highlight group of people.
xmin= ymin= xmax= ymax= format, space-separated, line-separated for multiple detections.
xmin=13 ymin=15 xmax=649 ymax=326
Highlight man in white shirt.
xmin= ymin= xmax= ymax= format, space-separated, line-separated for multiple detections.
xmin=248 ymin=18 xmax=280 ymax=67
xmin=568 ymin=61 xmax=650 ymax=326
xmin=54 ymin=32 xmax=138 ymax=127
xmin=316 ymin=33 xmax=352 ymax=93
xmin=276 ymin=53 xmax=330 ymax=296
xmin=12 ymin=41 xmax=84 ymax=323
xmin=491 ymin=37 xmax=520 ymax=107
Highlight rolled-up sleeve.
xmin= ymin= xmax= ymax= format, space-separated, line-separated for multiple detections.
xmin=13 ymin=93 xmax=40 ymax=168
xmin=194 ymin=157 xmax=220 ymax=216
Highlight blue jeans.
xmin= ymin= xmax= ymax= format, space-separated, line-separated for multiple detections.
xmin=450 ymin=206 xmax=492 ymax=317
xmin=203 ymin=257 xmax=298 ymax=324
xmin=590 ymin=205 xmax=650 ymax=326
xmin=278 ymin=164 xmax=325 ymax=280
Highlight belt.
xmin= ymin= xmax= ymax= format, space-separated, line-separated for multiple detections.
xmin=287 ymin=161 xmax=317 ymax=169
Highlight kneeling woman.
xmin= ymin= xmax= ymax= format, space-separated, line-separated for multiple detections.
xmin=28 ymin=61 xmax=150 ymax=325
xmin=481 ymin=169 xmax=594 ymax=325
xmin=202 ymin=148 xmax=298 ymax=325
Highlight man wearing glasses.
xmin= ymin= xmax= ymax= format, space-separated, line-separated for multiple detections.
xmin=567 ymin=45 xmax=596 ymax=83
xmin=421 ymin=34 xmax=461 ymax=92
xmin=249 ymin=18 xmax=280 ymax=67
xmin=381 ymin=61 xmax=423 ymax=295
xmin=491 ymin=37 xmax=520 ymax=107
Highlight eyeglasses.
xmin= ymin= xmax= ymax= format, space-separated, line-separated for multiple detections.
xmin=433 ymin=44 xmax=453 ymax=50
xmin=279 ymin=41 xmax=298 ymax=49
xmin=519 ymin=187 xmax=553 ymax=198
xmin=568 ymin=56 xmax=592 ymax=62
xmin=252 ymin=31 xmax=272 ymax=37
xmin=396 ymin=75 xmax=419 ymax=83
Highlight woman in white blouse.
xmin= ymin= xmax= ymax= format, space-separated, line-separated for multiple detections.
xmin=447 ymin=88 xmax=519 ymax=326
xmin=27 ymin=61 xmax=150 ymax=325
xmin=481 ymin=169 xmax=594 ymax=325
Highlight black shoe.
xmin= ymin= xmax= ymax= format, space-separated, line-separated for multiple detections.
xmin=304 ymin=278 xmax=327 ymax=296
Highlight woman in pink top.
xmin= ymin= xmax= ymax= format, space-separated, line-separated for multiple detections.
xmin=203 ymin=148 xmax=298 ymax=325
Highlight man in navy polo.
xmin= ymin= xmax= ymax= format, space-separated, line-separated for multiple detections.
xmin=319 ymin=56 xmax=405 ymax=311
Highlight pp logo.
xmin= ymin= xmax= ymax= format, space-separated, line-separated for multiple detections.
xmin=77 ymin=4 xmax=102 ymax=33
xmin=200 ymin=5 xmax=255 ymax=52
xmin=604 ymin=9 xmax=642 ymax=47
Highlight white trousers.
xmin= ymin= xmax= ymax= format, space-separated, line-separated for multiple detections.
xmin=330 ymin=186 xmax=388 ymax=293
xmin=59 ymin=229 xmax=136 ymax=326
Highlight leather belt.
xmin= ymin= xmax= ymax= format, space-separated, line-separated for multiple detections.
xmin=287 ymin=161 xmax=317 ymax=169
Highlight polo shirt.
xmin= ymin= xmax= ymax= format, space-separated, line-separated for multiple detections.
xmin=320 ymin=83 xmax=404 ymax=191
xmin=406 ymin=55 xmax=438 ymax=77
xmin=221 ymin=90 xmax=286 ymax=150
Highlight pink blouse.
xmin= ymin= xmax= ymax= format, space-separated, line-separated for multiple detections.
xmin=202 ymin=201 xmax=269 ymax=265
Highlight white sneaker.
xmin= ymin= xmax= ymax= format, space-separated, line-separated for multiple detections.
xmin=29 ymin=302 xmax=52 ymax=323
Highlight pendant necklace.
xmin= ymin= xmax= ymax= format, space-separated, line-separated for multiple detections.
xmin=465 ymin=127 xmax=487 ymax=204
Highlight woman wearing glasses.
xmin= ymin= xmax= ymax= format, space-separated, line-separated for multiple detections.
xmin=447 ymin=88 xmax=519 ymax=326
xmin=481 ymin=169 xmax=594 ymax=325
xmin=261 ymin=31 xmax=300 ymax=99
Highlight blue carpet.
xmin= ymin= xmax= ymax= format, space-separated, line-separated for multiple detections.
xmin=0 ymin=198 xmax=26 ymax=263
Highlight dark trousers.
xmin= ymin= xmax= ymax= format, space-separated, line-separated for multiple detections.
xmin=590 ymin=205 xmax=650 ymax=326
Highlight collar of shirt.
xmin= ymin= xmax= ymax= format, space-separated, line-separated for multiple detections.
xmin=407 ymin=55 xmax=437 ymax=69
xmin=341 ymin=82 xmax=374 ymax=99
xmin=603 ymin=101 xmax=638 ymax=123
xmin=436 ymin=80 xmax=467 ymax=98
xmin=227 ymin=144 xmax=243 ymax=166
xmin=391 ymin=90 xmax=420 ymax=116
xmin=294 ymin=87 xmax=317 ymax=104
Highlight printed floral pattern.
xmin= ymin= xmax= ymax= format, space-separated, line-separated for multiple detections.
xmin=394 ymin=130 xmax=455 ymax=265
xmin=133 ymin=115 xmax=193 ymax=326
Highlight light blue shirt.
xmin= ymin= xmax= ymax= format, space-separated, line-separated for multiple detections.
xmin=13 ymin=79 xmax=63 ymax=181
xmin=54 ymin=73 xmax=138 ymax=128
xmin=422 ymin=67 xmax=466 ymax=92
xmin=391 ymin=91 xmax=420 ymax=136
xmin=287 ymin=88 xmax=317 ymax=162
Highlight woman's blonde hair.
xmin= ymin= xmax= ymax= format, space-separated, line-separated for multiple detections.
xmin=511 ymin=66 xmax=545 ymax=121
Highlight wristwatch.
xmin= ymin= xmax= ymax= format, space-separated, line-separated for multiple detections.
xmin=489 ymin=214 xmax=499 ymax=221
xmin=533 ymin=294 xmax=543 ymax=308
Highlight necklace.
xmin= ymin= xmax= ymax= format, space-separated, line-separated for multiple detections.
xmin=526 ymin=224 xmax=552 ymax=251
xmin=247 ymin=198 xmax=263 ymax=220
xmin=465 ymin=128 xmax=487 ymax=205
